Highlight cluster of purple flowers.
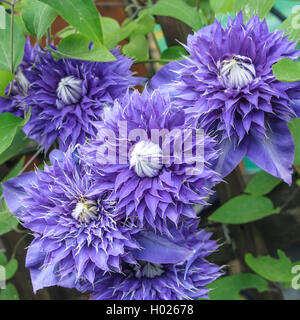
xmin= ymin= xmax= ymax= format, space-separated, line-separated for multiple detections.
xmin=3 ymin=12 xmax=300 ymax=300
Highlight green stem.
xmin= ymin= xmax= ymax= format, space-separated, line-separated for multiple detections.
xmin=0 ymin=0 xmax=12 ymax=5
xmin=7 ymin=0 xmax=15 ymax=96
xmin=134 ymin=58 xmax=173 ymax=65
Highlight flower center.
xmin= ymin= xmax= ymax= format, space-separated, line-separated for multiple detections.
xmin=219 ymin=54 xmax=256 ymax=89
xmin=72 ymin=199 xmax=98 ymax=224
xmin=56 ymin=76 xmax=82 ymax=106
xmin=129 ymin=140 xmax=163 ymax=178
xmin=133 ymin=262 xmax=164 ymax=279
xmin=16 ymin=69 xmax=30 ymax=94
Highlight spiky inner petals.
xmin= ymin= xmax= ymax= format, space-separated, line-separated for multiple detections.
xmin=129 ymin=140 xmax=163 ymax=178
xmin=56 ymin=75 xmax=82 ymax=107
xmin=72 ymin=199 xmax=98 ymax=224
xmin=219 ymin=54 xmax=256 ymax=89
xmin=133 ymin=262 xmax=164 ymax=279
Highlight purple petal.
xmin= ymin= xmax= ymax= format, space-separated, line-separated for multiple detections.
xmin=3 ymin=172 xmax=37 ymax=218
xmin=213 ymin=138 xmax=248 ymax=178
xmin=247 ymin=120 xmax=294 ymax=184
xmin=132 ymin=231 xmax=192 ymax=264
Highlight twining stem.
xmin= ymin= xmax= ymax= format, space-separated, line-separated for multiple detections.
xmin=11 ymin=232 xmax=29 ymax=260
xmin=7 ymin=0 xmax=15 ymax=96
xmin=293 ymin=164 xmax=300 ymax=176
xmin=18 ymin=147 xmax=43 ymax=176
xmin=196 ymin=0 xmax=200 ymax=12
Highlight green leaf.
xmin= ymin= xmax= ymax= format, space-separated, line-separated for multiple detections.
xmin=245 ymin=170 xmax=282 ymax=196
xmin=55 ymin=34 xmax=116 ymax=62
xmin=160 ymin=46 xmax=189 ymax=63
xmin=204 ymin=274 xmax=269 ymax=300
xmin=39 ymin=0 xmax=103 ymax=44
xmin=209 ymin=195 xmax=280 ymax=224
xmin=55 ymin=25 xmax=77 ymax=39
xmin=104 ymin=14 xmax=154 ymax=50
xmin=0 ymin=11 xmax=25 ymax=72
xmin=234 ymin=0 xmax=276 ymax=21
xmin=0 ymin=71 xmax=14 ymax=96
xmin=101 ymin=17 xmax=120 ymax=43
xmin=22 ymin=0 xmax=57 ymax=40
xmin=0 ymin=111 xmax=31 ymax=155
xmin=0 ymin=283 xmax=19 ymax=300
xmin=0 ymin=156 xmax=25 ymax=195
xmin=14 ymin=15 xmax=30 ymax=36
xmin=3 ymin=259 xmax=18 ymax=281
xmin=279 ymin=9 xmax=300 ymax=42
xmin=289 ymin=118 xmax=300 ymax=167
xmin=210 ymin=0 xmax=234 ymax=14
xmin=297 ymin=179 xmax=300 ymax=187
xmin=0 ymin=253 xmax=7 ymax=266
xmin=131 ymin=14 xmax=155 ymax=36
xmin=272 ymin=58 xmax=300 ymax=82
xmin=245 ymin=250 xmax=294 ymax=283
xmin=0 ymin=211 xmax=18 ymax=236
xmin=123 ymin=33 xmax=149 ymax=61
xmin=0 ymin=131 xmax=32 ymax=165
xmin=141 ymin=0 xmax=203 ymax=31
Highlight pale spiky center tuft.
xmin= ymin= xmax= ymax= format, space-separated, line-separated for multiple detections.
xmin=56 ymin=75 xmax=82 ymax=107
xmin=129 ymin=140 xmax=163 ymax=178
xmin=219 ymin=54 xmax=256 ymax=89
xmin=134 ymin=262 xmax=164 ymax=279
xmin=72 ymin=199 xmax=98 ymax=224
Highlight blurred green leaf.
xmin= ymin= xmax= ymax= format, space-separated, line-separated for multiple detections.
xmin=123 ymin=32 xmax=149 ymax=61
xmin=3 ymin=259 xmax=18 ymax=280
xmin=0 ymin=157 xmax=25 ymax=195
xmin=141 ymin=0 xmax=203 ymax=31
xmin=0 ymin=211 xmax=18 ymax=236
xmin=0 ymin=253 xmax=7 ymax=266
xmin=160 ymin=46 xmax=189 ymax=63
xmin=0 ymin=283 xmax=19 ymax=300
xmin=22 ymin=0 xmax=57 ymax=40
xmin=245 ymin=170 xmax=281 ymax=196
xmin=0 ymin=131 xmax=32 ymax=165
xmin=234 ymin=0 xmax=276 ymax=21
xmin=0 ymin=11 xmax=25 ymax=72
xmin=39 ymin=0 xmax=103 ymax=44
xmin=101 ymin=17 xmax=120 ymax=44
xmin=104 ymin=15 xmax=154 ymax=49
xmin=210 ymin=0 xmax=234 ymax=14
xmin=209 ymin=195 xmax=280 ymax=224
xmin=273 ymin=58 xmax=300 ymax=82
xmin=55 ymin=34 xmax=116 ymax=62
xmin=289 ymin=119 xmax=300 ymax=167
xmin=0 ymin=110 xmax=31 ymax=156
xmin=0 ymin=71 xmax=14 ymax=96
xmin=14 ymin=15 xmax=30 ymax=36
xmin=245 ymin=250 xmax=294 ymax=283
xmin=204 ymin=274 xmax=269 ymax=300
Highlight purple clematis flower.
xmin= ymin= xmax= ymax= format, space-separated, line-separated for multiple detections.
xmin=81 ymin=89 xmax=221 ymax=234
xmin=18 ymin=44 xmax=142 ymax=151
xmin=79 ymin=219 xmax=222 ymax=300
xmin=3 ymin=149 xmax=139 ymax=293
xmin=151 ymin=12 xmax=300 ymax=184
